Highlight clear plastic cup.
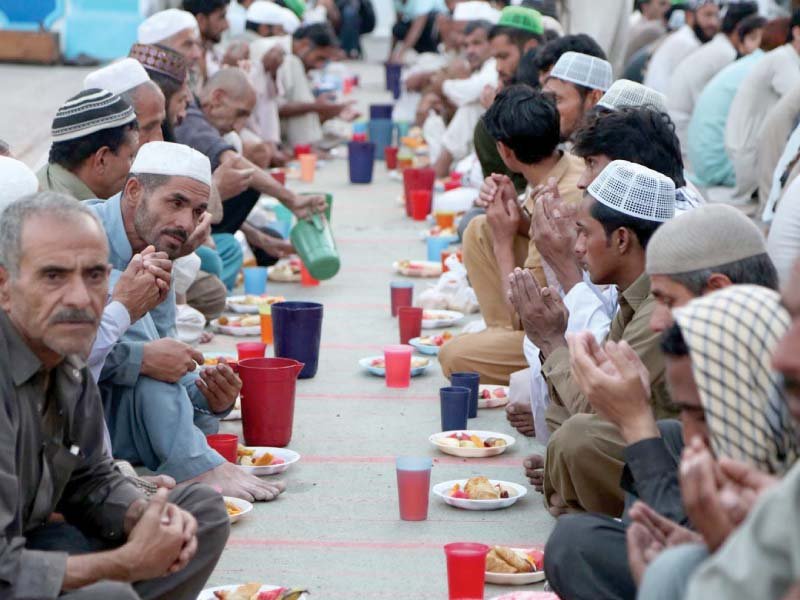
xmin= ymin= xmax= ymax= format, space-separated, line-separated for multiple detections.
xmin=396 ymin=456 xmax=432 ymax=520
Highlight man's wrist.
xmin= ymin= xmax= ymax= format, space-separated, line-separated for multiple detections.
xmin=539 ymin=335 xmax=567 ymax=359
xmin=619 ymin=414 xmax=660 ymax=445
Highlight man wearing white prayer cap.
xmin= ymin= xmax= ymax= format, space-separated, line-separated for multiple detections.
xmin=244 ymin=0 xmax=300 ymax=38
xmin=543 ymin=51 xmax=612 ymax=141
xmin=452 ymin=1 xmax=500 ymax=24
xmin=509 ymin=159 xmax=675 ymax=519
xmin=138 ymin=8 xmax=203 ymax=68
xmin=84 ymin=58 xmax=167 ymax=145
xmin=597 ymin=78 xmax=667 ymax=112
xmin=85 ymin=141 xmax=285 ymax=502
xmin=0 ymin=156 xmax=38 ymax=213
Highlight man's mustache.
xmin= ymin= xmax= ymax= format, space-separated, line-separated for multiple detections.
xmin=50 ymin=308 xmax=97 ymax=325
xmin=162 ymin=228 xmax=188 ymax=243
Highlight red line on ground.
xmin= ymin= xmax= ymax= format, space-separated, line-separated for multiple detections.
xmin=226 ymin=538 xmax=540 ymax=550
xmin=298 ymin=455 xmax=524 ymax=467
xmin=296 ymin=392 xmax=436 ymax=401
xmin=319 ymin=342 xmax=385 ymax=350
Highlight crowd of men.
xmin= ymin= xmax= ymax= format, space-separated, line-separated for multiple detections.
xmin=2 ymin=0 xmax=800 ymax=597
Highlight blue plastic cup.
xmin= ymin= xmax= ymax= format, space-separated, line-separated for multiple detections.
xmin=394 ymin=121 xmax=411 ymax=139
xmin=427 ymin=236 xmax=452 ymax=262
xmin=440 ymin=386 xmax=471 ymax=431
xmin=243 ymin=266 xmax=268 ymax=296
xmin=369 ymin=104 xmax=394 ymax=120
xmin=348 ymin=140 xmax=376 ymax=183
xmin=451 ymin=372 xmax=480 ymax=418
xmin=352 ymin=121 xmax=368 ymax=134
xmin=272 ymin=301 xmax=323 ymax=379
xmin=368 ymin=118 xmax=394 ymax=159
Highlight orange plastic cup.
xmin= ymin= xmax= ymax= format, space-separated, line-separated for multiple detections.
xmin=299 ymin=153 xmax=316 ymax=182
xmin=259 ymin=305 xmax=274 ymax=345
xmin=435 ymin=211 xmax=455 ymax=228
xmin=300 ymin=262 xmax=319 ymax=286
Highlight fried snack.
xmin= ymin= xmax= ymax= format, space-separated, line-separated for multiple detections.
xmin=225 ymin=500 xmax=242 ymax=517
xmin=495 ymin=546 xmax=533 ymax=573
xmin=237 ymin=444 xmax=255 ymax=457
xmin=464 ymin=476 xmax=500 ymax=500
xmin=218 ymin=316 xmax=229 ymax=325
xmin=239 ymin=316 xmax=260 ymax=327
xmin=253 ymin=452 xmax=274 ymax=466
xmin=213 ymin=582 xmax=261 ymax=599
xmin=486 ymin=548 xmax=519 ymax=574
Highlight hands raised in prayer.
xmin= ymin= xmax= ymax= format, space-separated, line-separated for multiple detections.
xmin=507 ymin=267 xmax=567 ymax=358
xmin=483 ymin=174 xmax=520 ymax=246
xmin=113 ymin=246 xmax=172 ymax=322
xmin=530 ymin=178 xmax=582 ymax=293
xmin=567 ymin=331 xmax=657 ymax=444
xmin=716 ymin=456 xmax=778 ymax=526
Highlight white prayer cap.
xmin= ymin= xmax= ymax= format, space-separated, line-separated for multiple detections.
xmin=0 ymin=157 xmax=38 ymax=214
xmin=278 ymin=6 xmax=301 ymax=32
xmin=247 ymin=0 xmax=286 ymax=25
xmin=541 ymin=15 xmax=563 ymax=35
xmin=549 ymin=51 xmax=613 ymax=91
xmin=597 ymin=79 xmax=667 ymax=112
xmin=130 ymin=141 xmax=211 ymax=187
xmin=83 ymin=58 xmax=151 ymax=96
xmin=588 ymin=160 xmax=675 ymax=223
xmin=452 ymin=1 xmax=500 ymax=23
xmin=138 ymin=9 xmax=199 ymax=44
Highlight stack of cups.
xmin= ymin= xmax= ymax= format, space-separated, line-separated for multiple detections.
xmin=390 ymin=281 xmax=413 ymax=317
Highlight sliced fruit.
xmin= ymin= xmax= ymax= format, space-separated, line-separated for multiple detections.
xmin=527 ymin=549 xmax=544 ymax=571
xmin=451 ymin=490 xmax=470 ymax=499
xmin=469 ymin=434 xmax=483 ymax=448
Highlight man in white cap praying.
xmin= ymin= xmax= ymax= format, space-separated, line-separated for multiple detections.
xmin=84 ymin=58 xmax=167 ymax=145
xmin=542 ymin=51 xmax=612 ymax=142
xmin=513 ymin=160 xmax=675 ymax=518
xmin=37 ymin=89 xmax=140 ymax=201
xmin=596 ymin=78 xmax=667 ymax=112
xmin=87 ymin=141 xmax=285 ymax=502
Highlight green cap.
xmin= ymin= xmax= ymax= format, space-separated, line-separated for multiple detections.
xmin=284 ymin=0 xmax=306 ymax=18
xmin=497 ymin=6 xmax=544 ymax=35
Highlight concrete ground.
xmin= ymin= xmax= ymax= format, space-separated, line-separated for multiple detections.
xmin=2 ymin=44 xmax=554 ymax=599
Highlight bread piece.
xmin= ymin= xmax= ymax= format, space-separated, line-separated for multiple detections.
xmin=214 ymin=583 xmax=261 ymax=600
xmin=486 ymin=548 xmax=518 ymax=573
xmin=465 ymin=476 xmax=500 ymax=500
xmin=495 ymin=546 xmax=533 ymax=573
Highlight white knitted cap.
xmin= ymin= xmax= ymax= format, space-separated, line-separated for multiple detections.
xmin=597 ymin=79 xmax=667 ymax=112
xmin=0 ymin=157 xmax=38 ymax=213
xmin=131 ymin=141 xmax=211 ymax=187
xmin=549 ymin=51 xmax=613 ymax=91
xmin=247 ymin=1 xmax=285 ymax=24
xmin=138 ymin=9 xmax=199 ymax=44
xmin=452 ymin=1 xmax=500 ymax=23
xmin=83 ymin=58 xmax=151 ymax=96
xmin=588 ymin=160 xmax=675 ymax=222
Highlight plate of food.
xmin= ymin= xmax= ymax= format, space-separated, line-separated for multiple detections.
xmin=198 ymin=583 xmax=307 ymax=599
xmin=393 ymin=260 xmax=443 ymax=278
xmin=223 ymin=497 xmax=253 ymax=524
xmin=429 ymin=430 xmax=515 ymax=458
xmin=358 ymin=355 xmax=430 ymax=377
xmin=226 ymin=295 xmax=286 ymax=314
xmin=202 ymin=354 xmax=237 ymax=368
xmin=479 ymin=385 xmax=510 ymax=409
xmin=409 ymin=331 xmax=453 ymax=355
xmin=211 ymin=316 xmax=261 ymax=336
xmin=268 ymin=259 xmax=302 ymax=282
xmin=235 ymin=445 xmax=301 ymax=476
xmin=422 ymin=309 xmax=463 ymax=329
xmin=419 ymin=225 xmax=458 ymax=242
xmin=433 ymin=477 xmax=527 ymax=510
xmin=485 ymin=546 xmax=545 ymax=585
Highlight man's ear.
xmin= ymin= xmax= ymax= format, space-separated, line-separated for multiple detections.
xmin=0 ymin=266 xmax=11 ymax=311
xmin=496 ymin=141 xmax=514 ymax=164
xmin=587 ymin=89 xmax=604 ymax=108
xmin=211 ymin=87 xmax=226 ymax=106
xmin=615 ymin=227 xmax=634 ymax=254
xmin=93 ymin=146 xmax=112 ymax=174
xmin=704 ymin=272 xmax=733 ymax=291
xmin=124 ymin=175 xmax=143 ymax=209
xmin=523 ymin=38 xmax=539 ymax=53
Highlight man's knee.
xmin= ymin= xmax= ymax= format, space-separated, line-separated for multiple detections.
xmin=548 ymin=413 xmax=600 ymax=464
xmin=186 ymin=272 xmax=227 ymax=320
xmin=66 ymin=581 xmax=139 ymax=600
xmin=171 ymin=483 xmax=230 ymax=554
xmin=438 ymin=335 xmax=469 ymax=378
xmin=461 ymin=215 xmax=489 ymax=266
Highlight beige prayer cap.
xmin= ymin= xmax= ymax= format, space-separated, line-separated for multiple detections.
xmin=0 ymin=157 xmax=38 ymax=213
xmin=131 ymin=141 xmax=211 ymax=187
xmin=646 ymin=204 xmax=767 ymax=275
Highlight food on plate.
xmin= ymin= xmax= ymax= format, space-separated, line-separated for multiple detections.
xmin=213 ymin=584 xmax=306 ymax=600
xmin=217 ymin=316 xmax=260 ymax=328
xmin=418 ymin=331 xmax=453 ymax=346
xmin=369 ymin=357 xmax=429 ymax=369
xmin=480 ymin=387 xmax=507 ymax=400
xmin=449 ymin=477 xmax=517 ymax=500
xmin=225 ymin=500 xmax=242 ymax=517
xmin=236 ymin=444 xmax=286 ymax=467
xmin=486 ymin=547 xmax=543 ymax=574
xmin=204 ymin=356 xmax=236 ymax=367
xmin=437 ymin=432 xmax=507 ymax=449
xmin=429 ymin=225 xmax=456 ymax=238
xmin=270 ymin=260 xmax=302 ymax=281
xmin=235 ymin=295 xmax=285 ymax=306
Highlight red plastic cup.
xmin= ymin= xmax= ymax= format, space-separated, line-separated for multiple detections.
xmin=270 ymin=168 xmax=286 ymax=185
xmin=294 ymin=143 xmax=312 ymax=158
xmin=384 ymin=146 xmax=399 ymax=169
xmin=238 ymin=357 xmax=304 ymax=446
xmin=396 ymin=456 xmax=432 ymax=520
xmin=398 ymin=306 xmax=423 ymax=344
xmin=237 ymin=342 xmax=266 ymax=361
xmin=352 ymin=132 xmax=367 ymax=142
xmin=403 ymin=167 xmax=436 ymax=217
xmin=444 ymin=543 xmax=490 ymax=600
xmin=444 ymin=180 xmax=461 ymax=191
xmin=384 ymin=344 xmax=413 ymax=388
xmin=410 ymin=189 xmax=432 ymax=221
xmin=206 ymin=433 xmax=238 ymax=463
xmin=300 ymin=262 xmax=319 ymax=286
xmin=390 ymin=281 xmax=413 ymax=317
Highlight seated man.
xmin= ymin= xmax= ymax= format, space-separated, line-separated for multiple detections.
xmin=84 ymin=57 xmax=167 ymax=145
xmin=242 ymin=0 xmax=300 ymax=42
xmin=91 ymin=141 xmax=283 ymax=502
xmin=438 ymin=85 xmax=584 ymax=384
xmin=543 ymin=204 xmax=780 ymax=600
xmin=390 ymin=0 xmax=448 ymax=61
xmin=0 ymin=191 xmax=228 ymax=599
xmin=137 ymin=8 xmax=204 ymax=94
xmin=37 ymin=89 xmax=140 ymax=201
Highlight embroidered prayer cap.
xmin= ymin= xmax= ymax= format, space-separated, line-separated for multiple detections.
xmin=588 ymin=159 xmax=675 ymax=222
xmin=138 ymin=8 xmax=199 ymax=44
xmin=597 ymin=79 xmax=667 ymax=112
xmin=0 ymin=157 xmax=39 ymax=213
xmin=674 ymin=285 xmax=798 ymax=474
xmin=51 ymin=89 xmax=136 ymax=143
xmin=83 ymin=58 xmax=151 ymax=96
xmin=549 ymin=51 xmax=613 ymax=91
xmin=129 ymin=43 xmax=188 ymax=84
xmin=496 ymin=6 xmax=543 ymax=35
xmin=130 ymin=141 xmax=211 ymax=187
xmin=452 ymin=1 xmax=500 ymax=23
xmin=646 ymin=204 xmax=766 ymax=275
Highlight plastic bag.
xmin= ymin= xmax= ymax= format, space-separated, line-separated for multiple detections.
xmin=416 ymin=256 xmax=479 ymax=313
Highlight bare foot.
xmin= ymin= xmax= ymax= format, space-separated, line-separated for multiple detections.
xmin=548 ymin=493 xmax=568 ymax=517
xmin=524 ymin=454 xmax=544 ymax=492
xmin=188 ymin=462 xmax=286 ymax=502
xmin=506 ymin=400 xmax=535 ymax=437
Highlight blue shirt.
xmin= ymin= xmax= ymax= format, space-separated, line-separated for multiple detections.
xmin=687 ymin=50 xmax=764 ymax=188
xmin=394 ymin=0 xmax=446 ymax=20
